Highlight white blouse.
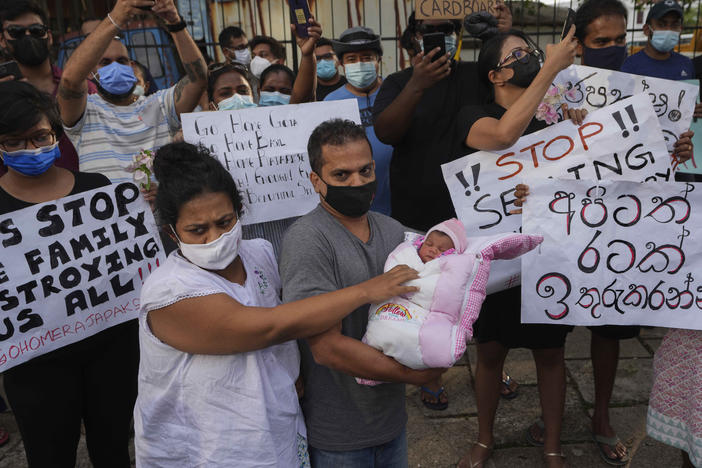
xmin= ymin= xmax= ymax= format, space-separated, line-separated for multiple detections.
xmin=134 ymin=239 xmax=304 ymax=467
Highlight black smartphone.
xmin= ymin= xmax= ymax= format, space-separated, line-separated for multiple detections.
xmin=290 ymin=0 xmax=312 ymax=38
xmin=423 ymin=32 xmax=445 ymax=61
xmin=561 ymin=8 xmax=576 ymax=39
xmin=0 ymin=61 xmax=22 ymax=80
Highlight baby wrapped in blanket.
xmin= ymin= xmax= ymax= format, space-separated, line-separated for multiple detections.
xmin=361 ymin=219 xmax=542 ymax=373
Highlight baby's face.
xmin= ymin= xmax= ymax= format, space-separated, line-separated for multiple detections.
xmin=418 ymin=231 xmax=455 ymax=263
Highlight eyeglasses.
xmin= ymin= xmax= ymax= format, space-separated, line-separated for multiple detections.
xmin=496 ymin=47 xmax=542 ymax=69
xmin=4 ymin=24 xmax=49 ymax=40
xmin=0 ymin=131 xmax=56 ymax=152
xmin=418 ymin=22 xmax=456 ymax=36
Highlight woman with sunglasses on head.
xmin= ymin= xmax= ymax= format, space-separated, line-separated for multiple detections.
xmin=0 ymin=80 xmax=138 ymax=467
xmin=455 ymin=27 xmax=579 ymax=468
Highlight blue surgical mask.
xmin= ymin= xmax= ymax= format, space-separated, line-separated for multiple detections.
xmin=344 ymin=62 xmax=377 ymax=90
xmin=258 ymin=91 xmax=291 ymax=107
xmin=317 ymin=59 xmax=338 ymax=80
xmin=651 ymin=29 xmax=680 ymax=53
xmin=217 ymin=93 xmax=257 ymax=111
xmin=445 ymin=35 xmax=458 ymax=58
xmin=1 ymin=142 xmax=60 ymax=176
xmin=95 ymin=61 xmax=137 ymax=97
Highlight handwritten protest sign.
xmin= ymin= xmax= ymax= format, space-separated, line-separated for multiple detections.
xmin=676 ymin=80 xmax=702 ymax=176
xmin=442 ymin=94 xmax=671 ymax=293
xmin=0 ymin=183 xmax=164 ymax=370
xmin=415 ymin=0 xmax=496 ymax=19
xmin=182 ymin=100 xmax=361 ymax=225
xmin=521 ymin=179 xmax=701 ymax=329
xmin=553 ymin=64 xmax=698 ymax=153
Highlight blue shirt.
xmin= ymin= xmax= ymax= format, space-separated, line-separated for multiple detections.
xmin=620 ymin=50 xmax=694 ymax=81
xmin=324 ymin=84 xmax=393 ymax=216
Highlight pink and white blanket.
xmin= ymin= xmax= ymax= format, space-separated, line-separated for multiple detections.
xmin=360 ymin=232 xmax=543 ymax=380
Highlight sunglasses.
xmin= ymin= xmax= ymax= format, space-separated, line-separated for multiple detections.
xmin=496 ymin=47 xmax=543 ymax=69
xmin=4 ymin=24 xmax=49 ymax=40
xmin=418 ymin=23 xmax=456 ymax=36
xmin=208 ymin=62 xmax=249 ymax=75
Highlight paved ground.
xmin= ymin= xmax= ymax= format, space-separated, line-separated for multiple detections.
xmin=0 ymin=327 xmax=680 ymax=467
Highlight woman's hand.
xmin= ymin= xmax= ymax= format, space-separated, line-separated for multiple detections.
xmin=561 ymin=104 xmax=588 ymax=126
xmin=361 ymin=265 xmax=420 ymax=303
xmin=141 ymin=183 xmax=158 ymax=211
xmin=543 ymin=25 xmax=577 ymax=74
xmin=495 ymin=1 xmax=513 ymax=32
xmin=509 ymin=183 xmax=530 ymax=214
xmin=673 ymin=131 xmax=694 ymax=164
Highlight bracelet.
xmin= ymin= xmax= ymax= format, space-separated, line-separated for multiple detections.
xmin=166 ymin=17 xmax=187 ymax=33
xmin=107 ymin=12 xmax=122 ymax=31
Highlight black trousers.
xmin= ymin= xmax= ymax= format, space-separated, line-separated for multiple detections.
xmin=3 ymin=320 xmax=139 ymax=468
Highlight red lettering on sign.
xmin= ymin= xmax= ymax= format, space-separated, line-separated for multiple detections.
xmin=496 ymin=152 xmax=522 ymax=179
xmin=543 ymin=135 xmax=575 ymax=161
xmin=578 ymin=122 xmax=603 ymax=151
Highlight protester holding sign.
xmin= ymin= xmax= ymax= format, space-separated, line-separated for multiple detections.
xmin=133 ymin=141 xmax=419 ymax=466
xmin=0 ymin=80 xmax=139 ymax=467
xmin=573 ymin=0 xmax=694 ymax=171
xmin=454 ymin=28 xmax=578 ymax=468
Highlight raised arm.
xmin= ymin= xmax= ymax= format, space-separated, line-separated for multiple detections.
xmin=373 ymin=48 xmax=450 ymax=145
xmin=290 ymin=17 xmax=321 ymax=104
xmin=58 ymin=0 xmax=152 ymax=126
xmin=147 ymin=265 xmax=419 ymax=354
xmin=465 ymin=26 xmax=577 ymax=151
xmin=151 ymin=0 xmax=207 ymax=115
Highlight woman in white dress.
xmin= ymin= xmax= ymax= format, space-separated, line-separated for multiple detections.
xmin=133 ymin=142 xmax=418 ymax=467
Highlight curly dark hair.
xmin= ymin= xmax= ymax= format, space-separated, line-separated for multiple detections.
xmin=153 ymin=142 xmax=244 ymax=226
xmin=0 ymin=80 xmax=63 ymax=139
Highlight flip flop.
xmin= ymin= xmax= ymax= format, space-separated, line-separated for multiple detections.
xmin=592 ymin=432 xmax=629 ymax=466
xmin=525 ymin=419 xmax=545 ymax=447
xmin=500 ymin=373 xmax=519 ymax=400
xmin=420 ymin=386 xmax=448 ymax=411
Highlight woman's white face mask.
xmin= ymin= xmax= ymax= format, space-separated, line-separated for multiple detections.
xmin=172 ymin=220 xmax=242 ymax=270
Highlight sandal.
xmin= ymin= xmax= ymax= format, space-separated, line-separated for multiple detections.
xmin=457 ymin=441 xmax=493 ymax=468
xmin=525 ymin=419 xmax=545 ymax=447
xmin=500 ymin=373 xmax=519 ymax=400
xmin=592 ymin=432 xmax=629 ymax=466
xmin=420 ymin=385 xmax=448 ymax=411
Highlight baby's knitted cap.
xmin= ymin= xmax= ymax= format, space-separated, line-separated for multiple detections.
xmin=426 ymin=218 xmax=468 ymax=254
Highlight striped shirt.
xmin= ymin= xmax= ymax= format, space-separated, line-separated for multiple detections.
xmin=65 ymin=87 xmax=180 ymax=183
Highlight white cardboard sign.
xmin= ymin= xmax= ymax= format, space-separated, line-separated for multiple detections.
xmin=0 ymin=183 xmax=165 ymax=369
xmin=553 ymin=64 xmax=698 ymax=154
xmin=182 ymin=100 xmax=362 ymax=225
xmin=443 ymin=94 xmax=672 ymax=293
xmin=521 ymin=178 xmax=701 ymax=329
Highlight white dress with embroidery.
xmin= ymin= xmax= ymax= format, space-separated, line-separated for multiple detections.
xmin=133 ymin=239 xmax=305 ymax=467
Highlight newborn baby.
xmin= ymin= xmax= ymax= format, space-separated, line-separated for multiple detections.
xmin=361 ymin=219 xmax=542 ymax=374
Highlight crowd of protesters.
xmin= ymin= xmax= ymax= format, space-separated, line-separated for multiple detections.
xmin=0 ymin=0 xmax=701 ymax=466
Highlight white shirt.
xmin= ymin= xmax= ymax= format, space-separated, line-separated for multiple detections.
xmin=65 ymin=88 xmax=180 ymax=183
xmin=134 ymin=239 xmax=304 ymax=467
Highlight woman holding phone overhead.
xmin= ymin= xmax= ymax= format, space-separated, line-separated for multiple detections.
xmin=455 ymin=27 xmax=581 ymax=468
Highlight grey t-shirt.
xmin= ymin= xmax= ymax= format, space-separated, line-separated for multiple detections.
xmin=279 ymin=204 xmax=407 ymax=451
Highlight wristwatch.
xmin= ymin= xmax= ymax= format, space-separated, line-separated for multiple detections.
xmin=166 ymin=16 xmax=187 ymax=33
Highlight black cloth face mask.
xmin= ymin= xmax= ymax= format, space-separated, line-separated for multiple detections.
xmin=9 ymin=36 xmax=50 ymax=66
xmin=582 ymin=45 xmax=627 ymax=71
xmin=504 ymin=54 xmax=541 ymax=88
xmin=319 ymin=176 xmax=377 ymax=217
